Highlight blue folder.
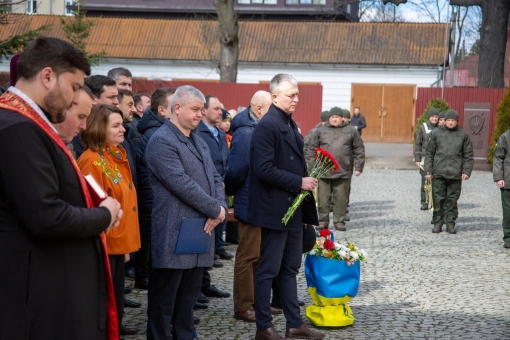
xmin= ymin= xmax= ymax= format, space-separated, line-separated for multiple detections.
xmin=174 ymin=216 xmax=212 ymax=255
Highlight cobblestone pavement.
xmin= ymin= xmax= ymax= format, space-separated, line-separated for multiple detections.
xmin=124 ymin=169 xmax=510 ymax=340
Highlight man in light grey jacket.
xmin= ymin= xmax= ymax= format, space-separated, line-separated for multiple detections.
xmin=145 ymin=85 xmax=227 ymax=340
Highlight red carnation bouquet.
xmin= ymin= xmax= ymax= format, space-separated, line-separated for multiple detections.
xmin=282 ymin=147 xmax=340 ymax=225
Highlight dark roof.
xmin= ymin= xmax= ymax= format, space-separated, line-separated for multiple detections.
xmin=1 ymin=14 xmax=447 ymax=66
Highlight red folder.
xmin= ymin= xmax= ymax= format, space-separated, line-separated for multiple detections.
xmin=84 ymin=173 xmax=107 ymax=206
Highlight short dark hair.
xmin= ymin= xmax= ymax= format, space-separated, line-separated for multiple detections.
xmin=151 ymin=87 xmax=176 ymax=113
xmin=17 ymin=37 xmax=91 ymax=81
xmin=107 ymin=67 xmax=132 ymax=80
xmin=133 ymin=93 xmax=150 ymax=107
xmin=81 ymin=105 xmax=123 ymax=152
xmin=85 ymin=75 xmax=116 ymax=98
xmin=81 ymin=84 xmax=94 ymax=100
xmin=117 ymin=89 xmax=133 ymax=102
xmin=354 ymin=107 xmax=360 ymax=110
xmin=204 ymin=95 xmax=217 ymax=109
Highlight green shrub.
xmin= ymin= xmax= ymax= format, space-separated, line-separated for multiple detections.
xmin=488 ymin=87 xmax=510 ymax=164
xmin=413 ymin=98 xmax=450 ymax=143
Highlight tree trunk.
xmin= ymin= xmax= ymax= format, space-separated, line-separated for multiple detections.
xmin=214 ymin=0 xmax=239 ymax=82
xmin=450 ymin=0 xmax=510 ymax=88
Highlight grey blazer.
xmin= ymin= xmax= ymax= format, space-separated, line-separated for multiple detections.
xmin=146 ymin=120 xmax=227 ymax=269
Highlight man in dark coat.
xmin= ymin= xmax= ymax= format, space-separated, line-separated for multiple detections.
xmin=145 ymin=85 xmax=227 ymax=340
xmin=425 ymin=110 xmax=473 ymax=234
xmin=195 ymin=95 xmax=232 ymax=260
xmin=248 ymin=74 xmax=323 ymax=340
xmin=135 ymin=87 xmax=175 ymax=289
xmin=0 ymin=37 xmax=122 ymax=340
xmin=351 ymin=106 xmax=367 ymax=135
xmin=224 ymin=90 xmax=273 ymax=322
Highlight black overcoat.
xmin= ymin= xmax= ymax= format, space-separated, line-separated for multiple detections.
xmin=247 ymin=104 xmax=318 ymax=231
xmin=0 ymin=110 xmax=112 ymax=339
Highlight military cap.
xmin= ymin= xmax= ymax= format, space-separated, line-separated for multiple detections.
xmin=428 ymin=107 xmax=439 ymax=118
xmin=341 ymin=109 xmax=351 ymax=119
xmin=320 ymin=110 xmax=330 ymax=122
xmin=329 ymin=107 xmax=343 ymax=118
xmin=444 ymin=109 xmax=459 ymax=121
xmin=438 ymin=110 xmax=446 ymax=119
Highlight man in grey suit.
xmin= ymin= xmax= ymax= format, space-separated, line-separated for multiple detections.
xmin=145 ymin=85 xmax=227 ymax=340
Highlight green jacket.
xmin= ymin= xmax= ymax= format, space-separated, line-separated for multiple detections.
xmin=493 ymin=129 xmax=510 ymax=189
xmin=414 ymin=120 xmax=437 ymax=162
xmin=424 ymin=125 xmax=474 ymax=179
xmin=305 ymin=121 xmax=365 ymax=179
xmin=304 ymin=122 xmax=324 ymax=170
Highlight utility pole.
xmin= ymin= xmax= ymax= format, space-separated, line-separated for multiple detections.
xmin=449 ymin=8 xmax=457 ymax=87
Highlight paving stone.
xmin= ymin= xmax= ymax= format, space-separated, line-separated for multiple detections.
xmin=124 ymin=169 xmax=510 ymax=339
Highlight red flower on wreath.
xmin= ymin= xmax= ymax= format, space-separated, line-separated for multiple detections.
xmin=323 ymin=239 xmax=335 ymax=251
xmin=319 ymin=229 xmax=331 ymax=238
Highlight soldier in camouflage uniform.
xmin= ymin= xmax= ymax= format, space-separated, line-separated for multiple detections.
xmin=425 ymin=110 xmax=473 ymax=234
xmin=414 ymin=107 xmax=439 ymax=210
xmin=493 ymin=128 xmax=510 ymax=248
xmin=306 ymin=107 xmax=365 ymax=231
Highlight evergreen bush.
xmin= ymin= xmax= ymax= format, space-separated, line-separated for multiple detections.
xmin=413 ymin=98 xmax=450 ymax=143
xmin=488 ymin=87 xmax=510 ymax=164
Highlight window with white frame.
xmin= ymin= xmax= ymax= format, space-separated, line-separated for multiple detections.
xmin=286 ymin=0 xmax=325 ymax=4
xmin=26 ymin=0 xmax=37 ymax=14
xmin=65 ymin=1 xmax=75 ymax=16
xmin=238 ymin=0 xmax=277 ymax=4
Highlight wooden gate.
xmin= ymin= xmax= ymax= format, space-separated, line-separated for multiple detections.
xmin=351 ymin=84 xmax=416 ymax=143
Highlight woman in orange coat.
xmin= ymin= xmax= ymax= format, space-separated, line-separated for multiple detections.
xmin=77 ymin=104 xmax=141 ymax=336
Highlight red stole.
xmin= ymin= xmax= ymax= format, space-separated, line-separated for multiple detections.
xmin=0 ymin=90 xmax=119 ymax=339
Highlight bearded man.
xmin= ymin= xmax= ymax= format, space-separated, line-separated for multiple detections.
xmin=0 ymin=37 xmax=122 ymax=340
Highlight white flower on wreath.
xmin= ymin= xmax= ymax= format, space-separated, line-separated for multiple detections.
xmin=338 ymin=250 xmax=347 ymax=258
xmin=350 ymin=252 xmax=359 ymax=260
xmin=360 ymin=249 xmax=367 ymax=258
xmin=334 ymin=242 xmax=342 ymax=250
xmin=309 ymin=249 xmax=317 ymax=255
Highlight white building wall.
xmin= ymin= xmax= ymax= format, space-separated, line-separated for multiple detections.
xmin=0 ymin=58 xmax=439 ymax=111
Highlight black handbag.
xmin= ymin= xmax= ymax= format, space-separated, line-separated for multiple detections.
xmin=302 ymin=224 xmax=317 ymax=253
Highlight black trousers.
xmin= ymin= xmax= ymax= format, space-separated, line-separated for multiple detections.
xmin=254 ymin=228 xmax=303 ymax=330
xmin=147 ymin=267 xmax=203 ymax=340
xmin=135 ymin=238 xmax=151 ymax=282
xmin=108 ymin=254 xmax=125 ymax=331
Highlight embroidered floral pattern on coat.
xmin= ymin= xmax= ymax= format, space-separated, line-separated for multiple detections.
xmin=94 ymin=151 xmax=124 ymax=185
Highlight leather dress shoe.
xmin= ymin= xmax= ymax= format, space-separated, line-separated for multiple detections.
xmin=134 ymin=278 xmax=149 ymax=289
xmin=286 ymin=324 xmax=324 ymax=339
xmin=203 ymin=285 xmax=230 ymax=298
xmin=222 ymin=241 xmax=231 ymax=246
xmin=298 ymin=299 xmax=305 ymax=307
xmin=124 ymin=287 xmax=132 ymax=294
xmin=216 ymin=248 xmax=234 ymax=260
xmin=213 ymin=260 xmax=224 ymax=268
xmin=234 ymin=309 xmax=256 ymax=322
xmin=344 ymin=216 xmax=350 ymax=222
xmin=214 ymin=254 xmax=220 ymax=260
xmin=420 ymin=204 xmax=429 ymax=210
xmin=432 ymin=224 xmax=442 ymax=233
xmin=270 ymin=307 xmax=282 ymax=315
xmin=120 ymin=324 xmax=138 ymax=336
xmin=446 ymin=225 xmax=457 ymax=234
xmin=504 ymin=240 xmax=510 ymax=249
xmin=194 ymin=316 xmax=200 ymax=324
xmin=197 ymin=292 xmax=209 ymax=304
xmin=255 ymin=326 xmax=287 ymax=340
xmin=124 ymin=297 xmax=141 ymax=308
xmin=194 ymin=302 xmax=208 ymax=310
